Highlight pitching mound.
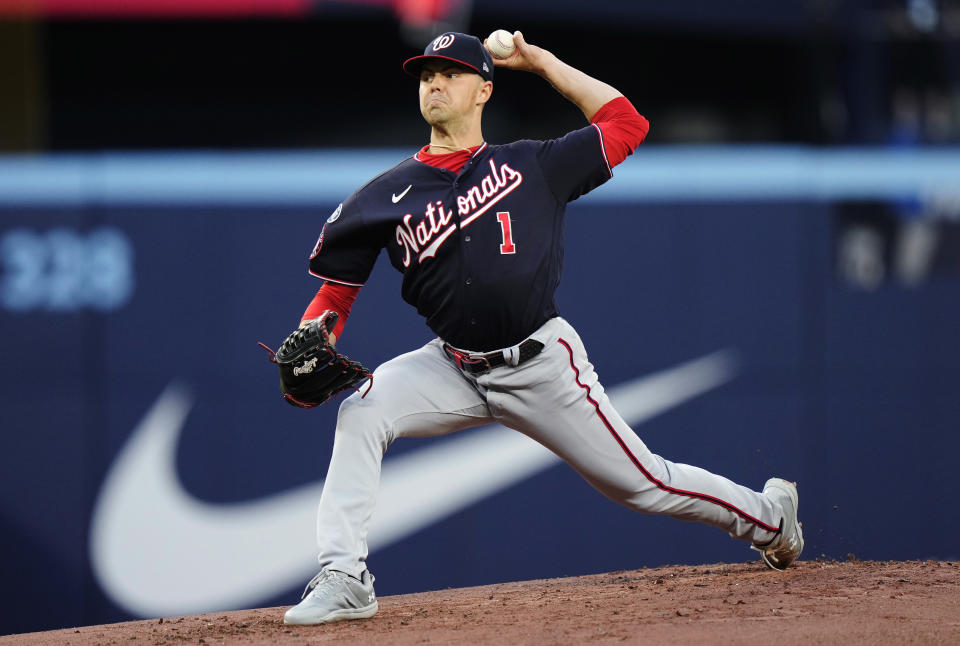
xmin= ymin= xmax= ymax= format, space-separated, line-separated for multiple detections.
xmin=5 ymin=559 xmax=959 ymax=645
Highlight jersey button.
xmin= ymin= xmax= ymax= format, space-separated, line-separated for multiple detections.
xmin=465 ymin=278 xmax=472 ymax=285
xmin=464 ymin=235 xmax=471 ymax=242
xmin=470 ymin=318 xmax=476 ymax=325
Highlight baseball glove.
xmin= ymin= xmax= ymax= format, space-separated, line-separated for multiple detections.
xmin=259 ymin=311 xmax=371 ymax=409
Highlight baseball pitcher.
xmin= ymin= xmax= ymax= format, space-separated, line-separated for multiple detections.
xmin=275 ymin=30 xmax=804 ymax=625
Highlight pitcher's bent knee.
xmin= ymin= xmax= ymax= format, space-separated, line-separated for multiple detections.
xmin=334 ymin=393 xmax=394 ymax=448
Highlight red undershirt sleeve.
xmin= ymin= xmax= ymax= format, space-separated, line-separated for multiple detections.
xmin=590 ymin=96 xmax=650 ymax=168
xmin=301 ymin=281 xmax=361 ymax=339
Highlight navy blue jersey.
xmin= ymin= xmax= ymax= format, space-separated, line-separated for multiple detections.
xmin=309 ymin=123 xmax=612 ymax=351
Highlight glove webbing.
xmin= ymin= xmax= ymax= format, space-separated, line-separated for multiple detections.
xmin=257 ymin=341 xmax=374 ymax=406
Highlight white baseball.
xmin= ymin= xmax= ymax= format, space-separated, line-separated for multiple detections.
xmin=487 ymin=29 xmax=516 ymax=59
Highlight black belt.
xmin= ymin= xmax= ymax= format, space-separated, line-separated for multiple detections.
xmin=443 ymin=339 xmax=544 ymax=374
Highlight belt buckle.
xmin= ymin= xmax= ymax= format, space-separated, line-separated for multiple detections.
xmin=467 ymin=353 xmax=492 ymax=373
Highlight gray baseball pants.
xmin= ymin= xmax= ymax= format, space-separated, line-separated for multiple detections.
xmin=315 ymin=317 xmax=782 ymax=579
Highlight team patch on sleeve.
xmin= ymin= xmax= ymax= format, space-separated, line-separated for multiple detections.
xmin=309 ymin=203 xmax=343 ymax=259
xmin=309 ymin=225 xmax=326 ymax=260
xmin=308 ymin=194 xmax=383 ymax=286
xmin=327 ymin=203 xmax=343 ymax=223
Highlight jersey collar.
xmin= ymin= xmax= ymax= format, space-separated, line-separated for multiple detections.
xmin=413 ymin=142 xmax=487 ymax=171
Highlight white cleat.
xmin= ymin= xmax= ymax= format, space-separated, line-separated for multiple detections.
xmin=283 ymin=569 xmax=378 ymax=625
xmin=753 ymin=478 xmax=804 ymax=571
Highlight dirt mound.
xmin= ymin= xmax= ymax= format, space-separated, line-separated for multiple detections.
xmin=5 ymin=559 xmax=959 ymax=645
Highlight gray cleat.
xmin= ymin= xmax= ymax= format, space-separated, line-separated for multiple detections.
xmin=283 ymin=569 xmax=378 ymax=625
xmin=753 ymin=478 xmax=804 ymax=571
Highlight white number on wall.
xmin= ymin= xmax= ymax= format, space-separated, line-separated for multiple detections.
xmin=0 ymin=227 xmax=134 ymax=312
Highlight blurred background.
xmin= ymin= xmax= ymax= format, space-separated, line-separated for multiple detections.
xmin=3 ymin=0 xmax=960 ymax=148
xmin=2 ymin=0 xmax=960 ymax=637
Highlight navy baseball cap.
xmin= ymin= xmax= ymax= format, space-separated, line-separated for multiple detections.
xmin=403 ymin=32 xmax=494 ymax=82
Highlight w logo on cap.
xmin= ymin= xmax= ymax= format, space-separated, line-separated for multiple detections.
xmin=432 ymin=34 xmax=455 ymax=51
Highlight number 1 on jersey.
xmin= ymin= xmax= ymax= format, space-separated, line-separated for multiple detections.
xmin=496 ymin=211 xmax=516 ymax=255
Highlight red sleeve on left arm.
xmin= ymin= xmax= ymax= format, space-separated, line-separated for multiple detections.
xmin=301 ymin=281 xmax=361 ymax=339
xmin=591 ymin=96 xmax=650 ymax=168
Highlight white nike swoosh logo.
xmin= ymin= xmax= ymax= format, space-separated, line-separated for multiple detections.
xmin=391 ymin=185 xmax=412 ymax=203
xmin=89 ymin=349 xmax=739 ymax=617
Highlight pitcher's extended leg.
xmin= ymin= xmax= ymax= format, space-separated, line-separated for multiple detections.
xmin=483 ymin=319 xmax=782 ymax=546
